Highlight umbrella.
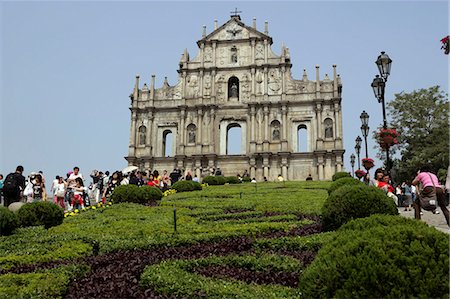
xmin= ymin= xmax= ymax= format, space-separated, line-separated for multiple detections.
xmin=122 ymin=165 xmax=138 ymax=174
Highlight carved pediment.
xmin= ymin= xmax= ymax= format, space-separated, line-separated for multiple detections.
xmin=198 ymin=17 xmax=271 ymax=44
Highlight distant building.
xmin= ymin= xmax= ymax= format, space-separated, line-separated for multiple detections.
xmin=126 ymin=14 xmax=345 ymax=180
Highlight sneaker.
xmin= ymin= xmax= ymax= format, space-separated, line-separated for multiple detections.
xmin=433 ymin=210 xmax=440 ymax=214
xmin=420 ymin=212 xmax=424 ymax=215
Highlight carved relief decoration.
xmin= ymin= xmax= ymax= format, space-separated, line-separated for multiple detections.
xmin=268 ymin=69 xmax=281 ymax=94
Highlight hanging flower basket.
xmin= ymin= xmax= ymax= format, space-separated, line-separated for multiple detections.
xmin=361 ymin=158 xmax=375 ymax=171
xmin=355 ymin=169 xmax=366 ymax=179
xmin=377 ymin=128 xmax=399 ymax=149
xmin=441 ymin=35 xmax=449 ymax=55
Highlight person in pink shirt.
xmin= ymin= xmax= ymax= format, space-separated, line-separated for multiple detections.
xmin=412 ymin=165 xmax=449 ymax=226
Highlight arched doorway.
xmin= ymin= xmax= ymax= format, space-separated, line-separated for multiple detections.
xmin=227 ymin=123 xmax=242 ymax=154
xmin=163 ymin=130 xmax=173 ymax=157
xmin=297 ymin=125 xmax=308 ymax=152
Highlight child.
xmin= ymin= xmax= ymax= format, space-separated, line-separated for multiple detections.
xmin=70 ymin=177 xmax=86 ymax=210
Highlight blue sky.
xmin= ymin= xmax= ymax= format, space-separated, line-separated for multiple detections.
xmin=1 ymin=1 xmax=448 ymax=181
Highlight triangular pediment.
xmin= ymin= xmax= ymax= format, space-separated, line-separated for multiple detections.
xmin=198 ymin=17 xmax=271 ymax=44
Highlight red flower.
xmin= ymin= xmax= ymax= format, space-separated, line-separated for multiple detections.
xmin=441 ymin=35 xmax=449 ymax=55
xmin=376 ymin=128 xmax=400 ymax=149
xmin=355 ymin=169 xmax=366 ymax=179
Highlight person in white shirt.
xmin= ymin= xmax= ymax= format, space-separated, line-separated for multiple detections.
xmin=54 ymin=176 xmax=67 ymax=210
xmin=67 ymin=167 xmax=84 ymax=188
xmin=51 ymin=176 xmax=60 ymax=203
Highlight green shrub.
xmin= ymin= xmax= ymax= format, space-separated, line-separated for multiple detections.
xmin=137 ymin=186 xmax=163 ymax=204
xmin=17 ymin=202 xmax=64 ymax=229
xmin=140 ymin=254 xmax=300 ymax=298
xmin=242 ymin=177 xmax=252 ymax=183
xmin=202 ymin=176 xmax=226 ymax=186
xmin=0 ymin=207 xmax=19 ymax=236
xmin=300 ymin=215 xmax=450 ymax=298
xmin=111 ymin=184 xmax=140 ymax=203
xmin=322 ymin=184 xmax=398 ymax=231
xmin=225 ymin=176 xmax=241 ymax=184
xmin=331 ymin=171 xmax=351 ymax=181
xmin=328 ymin=177 xmax=364 ymax=195
xmin=171 ymin=180 xmax=202 ymax=193
xmin=0 ymin=264 xmax=90 ymax=298
xmin=215 ymin=176 xmax=227 ymax=185
xmin=202 ymin=176 xmax=218 ymax=185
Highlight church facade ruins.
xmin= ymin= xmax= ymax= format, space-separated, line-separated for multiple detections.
xmin=126 ymin=15 xmax=345 ymax=181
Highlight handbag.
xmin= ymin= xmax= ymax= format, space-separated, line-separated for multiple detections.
xmin=419 ymin=173 xmax=438 ymax=211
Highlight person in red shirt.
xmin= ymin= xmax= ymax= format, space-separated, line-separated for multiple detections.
xmin=147 ymin=174 xmax=159 ymax=188
xmin=378 ymin=173 xmax=394 ymax=193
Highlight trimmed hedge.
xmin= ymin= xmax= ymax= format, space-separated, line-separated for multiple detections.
xmin=202 ymin=176 xmax=226 ymax=186
xmin=328 ymin=177 xmax=364 ymax=195
xmin=171 ymin=180 xmax=202 ymax=193
xmin=331 ymin=171 xmax=351 ymax=181
xmin=112 ymin=185 xmax=162 ymax=204
xmin=242 ymin=177 xmax=252 ymax=183
xmin=17 ymin=202 xmax=64 ymax=229
xmin=0 ymin=206 xmax=19 ymax=236
xmin=300 ymin=215 xmax=450 ymax=298
xmin=322 ymin=184 xmax=398 ymax=231
xmin=225 ymin=176 xmax=241 ymax=184
xmin=140 ymin=254 xmax=301 ymax=298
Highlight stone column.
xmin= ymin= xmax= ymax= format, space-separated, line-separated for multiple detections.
xmin=200 ymin=43 xmax=204 ymax=68
xmin=128 ymin=110 xmax=137 ymax=156
xmin=250 ymin=157 xmax=256 ymax=179
xmin=263 ymin=105 xmax=269 ymax=151
xmin=264 ymin=39 xmax=268 ymax=64
xmin=315 ymin=103 xmax=323 ymax=150
xmin=195 ymin=159 xmax=202 ymax=180
xmin=209 ymin=106 xmax=216 ymax=153
xmin=211 ymin=69 xmax=216 ymax=102
xmin=263 ymin=67 xmax=268 ymax=95
xmin=179 ymin=108 xmax=186 ymax=154
xmin=251 ymin=68 xmax=256 ymax=96
xmin=197 ymin=107 xmax=203 ymax=152
xmin=199 ymin=70 xmax=204 ymax=99
xmin=147 ymin=111 xmax=154 ymax=156
xmin=251 ymin=39 xmax=255 ymax=64
xmin=317 ymin=156 xmax=324 ymax=181
xmin=263 ymin=155 xmax=269 ymax=179
xmin=281 ymin=155 xmax=288 ymax=180
xmin=281 ymin=66 xmax=286 ymax=94
xmin=203 ymin=109 xmax=209 ymax=148
xmin=281 ymin=105 xmax=288 ymax=151
xmin=212 ymin=42 xmax=217 ymax=67
xmin=250 ymin=105 xmax=256 ymax=153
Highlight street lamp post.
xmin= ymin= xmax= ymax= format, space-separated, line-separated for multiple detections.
xmin=371 ymin=51 xmax=392 ymax=171
xmin=355 ymin=136 xmax=362 ymax=170
xmin=350 ymin=153 xmax=356 ymax=177
xmin=360 ymin=110 xmax=370 ymax=158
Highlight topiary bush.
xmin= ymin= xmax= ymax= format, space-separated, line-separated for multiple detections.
xmin=225 ymin=176 xmax=241 ymax=184
xmin=17 ymin=202 xmax=64 ymax=229
xmin=215 ymin=176 xmax=227 ymax=185
xmin=202 ymin=176 xmax=226 ymax=186
xmin=242 ymin=177 xmax=252 ymax=183
xmin=332 ymin=171 xmax=351 ymax=181
xmin=111 ymin=184 xmax=140 ymax=203
xmin=171 ymin=181 xmax=202 ymax=193
xmin=137 ymin=186 xmax=163 ymax=204
xmin=328 ymin=177 xmax=364 ymax=195
xmin=322 ymin=184 xmax=398 ymax=231
xmin=0 ymin=206 xmax=19 ymax=236
xmin=300 ymin=215 xmax=450 ymax=298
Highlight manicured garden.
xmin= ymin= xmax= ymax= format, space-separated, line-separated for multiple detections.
xmin=0 ymin=179 xmax=448 ymax=298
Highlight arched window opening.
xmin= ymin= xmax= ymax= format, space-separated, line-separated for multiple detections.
xmin=228 ymin=76 xmax=239 ymax=100
xmin=230 ymin=46 xmax=238 ymax=63
xmin=324 ymin=118 xmax=334 ymax=138
xmin=187 ymin=124 xmax=196 ymax=144
xmin=227 ymin=123 xmax=242 ymax=155
xmin=138 ymin=125 xmax=147 ymax=146
xmin=163 ymin=130 xmax=173 ymax=157
xmin=271 ymin=120 xmax=281 ymax=141
xmin=297 ymin=125 xmax=308 ymax=152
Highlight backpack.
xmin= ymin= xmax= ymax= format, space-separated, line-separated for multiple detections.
xmin=3 ymin=173 xmax=18 ymax=194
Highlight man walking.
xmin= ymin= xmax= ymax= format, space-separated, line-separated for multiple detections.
xmin=2 ymin=166 xmax=26 ymax=207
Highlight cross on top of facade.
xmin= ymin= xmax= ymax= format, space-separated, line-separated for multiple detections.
xmin=230 ymin=7 xmax=242 ymax=17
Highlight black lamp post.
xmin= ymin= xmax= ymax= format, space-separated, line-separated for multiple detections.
xmin=360 ymin=110 xmax=370 ymax=159
xmin=355 ymin=136 xmax=362 ymax=170
xmin=371 ymin=51 xmax=392 ymax=171
xmin=350 ymin=153 xmax=356 ymax=177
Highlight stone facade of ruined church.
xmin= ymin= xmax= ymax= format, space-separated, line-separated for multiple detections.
xmin=126 ymin=15 xmax=345 ymax=181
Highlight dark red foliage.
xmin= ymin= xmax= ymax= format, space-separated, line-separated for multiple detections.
xmin=258 ymin=222 xmax=322 ymax=239
xmin=193 ymin=264 xmax=299 ymax=288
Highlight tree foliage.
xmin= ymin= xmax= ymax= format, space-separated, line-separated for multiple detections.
xmin=385 ymin=86 xmax=449 ymax=182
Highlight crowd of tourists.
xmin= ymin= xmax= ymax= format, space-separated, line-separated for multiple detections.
xmin=0 ymin=166 xmax=209 ymax=213
xmin=1 ymin=164 xmax=449 ymax=227
xmin=364 ymin=166 xmax=449 ymax=227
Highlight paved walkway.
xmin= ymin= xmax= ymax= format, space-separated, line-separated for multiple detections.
xmin=398 ymin=206 xmax=449 ymax=234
